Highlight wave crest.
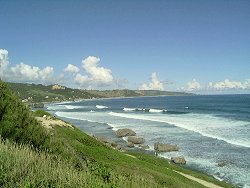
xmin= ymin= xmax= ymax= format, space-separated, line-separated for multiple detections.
xmin=96 ymin=105 xmax=108 ymax=109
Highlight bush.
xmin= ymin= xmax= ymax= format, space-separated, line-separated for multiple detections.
xmin=33 ymin=110 xmax=51 ymax=117
xmin=0 ymin=80 xmax=49 ymax=149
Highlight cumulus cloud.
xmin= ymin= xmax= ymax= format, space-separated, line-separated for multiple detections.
xmin=64 ymin=64 xmax=80 ymax=73
xmin=74 ymin=73 xmax=90 ymax=86
xmin=0 ymin=49 xmax=9 ymax=78
xmin=74 ymin=56 xmax=114 ymax=87
xmin=208 ymin=79 xmax=250 ymax=90
xmin=186 ymin=79 xmax=201 ymax=91
xmin=82 ymin=56 xmax=113 ymax=84
xmin=8 ymin=62 xmax=54 ymax=83
xmin=139 ymin=72 xmax=164 ymax=90
xmin=0 ymin=49 xmax=58 ymax=84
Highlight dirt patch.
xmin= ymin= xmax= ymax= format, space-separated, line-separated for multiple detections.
xmin=174 ymin=170 xmax=223 ymax=188
xmin=36 ymin=117 xmax=73 ymax=129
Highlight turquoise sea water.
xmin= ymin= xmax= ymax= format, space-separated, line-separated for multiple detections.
xmin=47 ymin=95 xmax=250 ymax=187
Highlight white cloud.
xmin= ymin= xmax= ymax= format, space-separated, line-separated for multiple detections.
xmin=0 ymin=49 xmax=9 ymax=78
xmin=186 ymin=79 xmax=201 ymax=91
xmin=74 ymin=73 xmax=90 ymax=86
xmin=74 ymin=56 xmax=114 ymax=87
xmin=8 ymin=62 xmax=54 ymax=83
xmin=82 ymin=56 xmax=113 ymax=84
xmin=64 ymin=64 xmax=80 ymax=73
xmin=139 ymin=72 xmax=164 ymax=90
xmin=208 ymin=79 xmax=250 ymax=90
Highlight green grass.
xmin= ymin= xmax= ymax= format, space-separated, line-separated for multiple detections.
xmin=33 ymin=110 xmax=51 ymax=117
xmin=40 ymin=125 xmax=233 ymax=188
xmin=0 ymin=123 xmax=234 ymax=187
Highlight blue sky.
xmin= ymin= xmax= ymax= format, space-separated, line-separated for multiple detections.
xmin=0 ymin=0 xmax=250 ymax=93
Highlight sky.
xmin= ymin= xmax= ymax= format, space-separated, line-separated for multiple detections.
xmin=0 ymin=0 xmax=250 ymax=94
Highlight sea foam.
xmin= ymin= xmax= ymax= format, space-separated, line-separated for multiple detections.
xmin=108 ymin=112 xmax=250 ymax=148
xmin=96 ymin=105 xmax=108 ymax=109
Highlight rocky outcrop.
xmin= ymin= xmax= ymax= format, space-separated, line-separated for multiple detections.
xmin=154 ymin=142 xmax=179 ymax=152
xmin=127 ymin=141 xmax=134 ymax=147
xmin=127 ymin=136 xmax=145 ymax=144
xmin=171 ymin=157 xmax=186 ymax=164
xmin=116 ymin=128 xmax=136 ymax=137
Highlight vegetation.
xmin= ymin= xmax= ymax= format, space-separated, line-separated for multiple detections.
xmin=7 ymin=82 xmax=101 ymax=102
xmin=33 ymin=110 xmax=51 ymax=117
xmin=0 ymin=81 xmax=49 ymax=149
xmin=7 ymin=82 xmax=192 ymax=103
xmin=0 ymin=80 xmax=232 ymax=187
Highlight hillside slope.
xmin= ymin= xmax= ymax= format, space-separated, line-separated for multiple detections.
xmin=0 ymin=80 xmax=231 ymax=188
xmin=7 ymin=82 xmax=192 ymax=103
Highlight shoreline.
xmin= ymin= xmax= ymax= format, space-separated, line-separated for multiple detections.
xmin=44 ymin=98 xmax=249 ymax=187
xmin=41 ymin=109 xmax=231 ymax=188
xmin=32 ymin=92 xmax=196 ymax=105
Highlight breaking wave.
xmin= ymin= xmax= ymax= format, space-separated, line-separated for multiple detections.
xmin=108 ymin=112 xmax=250 ymax=148
xmin=96 ymin=105 xmax=108 ymax=109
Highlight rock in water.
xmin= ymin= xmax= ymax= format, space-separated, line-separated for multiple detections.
xmin=127 ymin=136 xmax=145 ymax=144
xmin=127 ymin=142 xmax=134 ymax=147
xmin=116 ymin=128 xmax=136 ymax=137
xmin=171 ymin=157 xmax=186 ymax=164
xmin=217 ymin=161 xmax=226 ymax=167
xmin=154 ymin=142 xmax=179 ymax=152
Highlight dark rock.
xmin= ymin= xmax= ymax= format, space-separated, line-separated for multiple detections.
xmin=154 ymin=142 xmax=179 ymax=152
xmin=33 ymin=103 xmax=44 ymax=108
xmin=217 ymin=161 xmax=226 ymax=167
xmin=127 ymin=136 xmax=145 ymax=144
xmin=171 ymin=157 xmax=186 ymax=164
xmin=127 ymin=142 xmax=134 ymax=147
xmin=116 ymin=128 xmax=136 ymax=137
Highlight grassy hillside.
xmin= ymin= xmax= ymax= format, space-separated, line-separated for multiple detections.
xmin=7 ymin=82 xmax=192 ymax=103
xmin=7 ymin=82 xmax=102 ymax=102
xmin=0 ymin=80 xmax=232 ymax=187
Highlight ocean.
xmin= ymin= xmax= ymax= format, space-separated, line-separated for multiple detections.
xmin=46 ymin=95 xmax=250 ymax=188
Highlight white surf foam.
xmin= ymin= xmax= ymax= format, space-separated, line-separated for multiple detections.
xmin=244 ymin=184 xmax=250 ymax=188
xmin=96 ymin=105 xmax=108 ymax=109
xmin=123 ymin=108 xmax=136 ymax=111
xmin=108 ymin=112 xmax=250 ymax=148
xmin=149 ymin=108 xmax=167 ymax=113
xmin=47 ymin=104 xmax=83 ymax=110
xmin=55 ymin=111 xmax=105 ymax=124
xmin=64 ymin=105 xmax=82 ymax=109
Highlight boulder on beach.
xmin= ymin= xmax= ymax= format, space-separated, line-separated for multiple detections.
xmin=116 ymin=128 xmax=136 ymax=137
xmin=127 ymin=141 xmax=134 ymax=147
xmin=154 ymin=142 xmax=179 ymax=152
xmin=127 ymin=136 xmax=145 ymax=144
xmin=139 ymin=144 xmax=150 ymax=150
xmin=94 ymin=135 xmax=117 ymax=147
xmin=171 ymin=157 xmax=186 ymax=164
